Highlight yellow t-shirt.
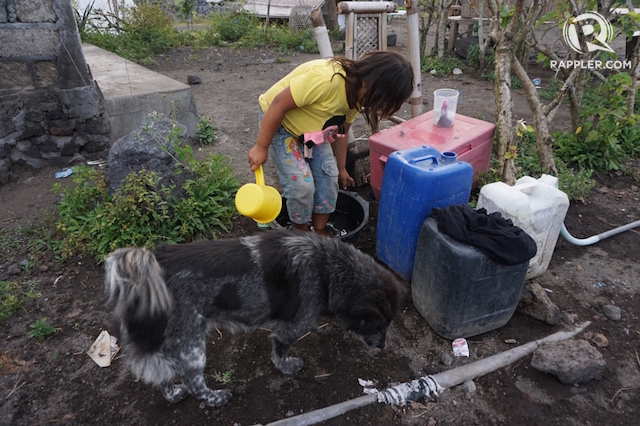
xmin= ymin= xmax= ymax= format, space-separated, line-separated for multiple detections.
xmin=259 ymin=59 xmax=360 ymax=138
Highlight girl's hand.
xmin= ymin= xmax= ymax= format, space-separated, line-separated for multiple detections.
xmin=338 ymin=169 xmax=355 ymax=190
xmin=248 ymin=145 xmax=269 ymax=172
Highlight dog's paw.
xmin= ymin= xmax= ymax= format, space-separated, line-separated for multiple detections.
xmin=161 ymin=383 xmax=189 ymax=404
xmin=275 ymin=356 xmax=304 ymax=375
xmin=202 ymin=389 xmax=233 ymax=407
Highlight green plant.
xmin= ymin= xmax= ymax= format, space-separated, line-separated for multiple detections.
xmin=208 ymin=11 xmax=258 ymax=43
xmin=28 ymin=318 xmax=56 ymax=341
xmin=73 ymin=0 xmax=96 ymax=39
xmin=172 ymin=154 xmax=240 ymax=239
xmin=0 ymin=281 xmax=23 ymax=323
xmin=54 ymin=143 xmax=240 ymax=259
xmin=90 ymin=169 xmax=177 ymax=254
xmin=270 ymin=27 xmax=319 ymax=53
xmin=0 ymin=280 xmax=41 ymax=324
xmin=213 ymin=370 xmax=235 ymax=385
xmin=196 ymin=117 xmax=217 ymax=145
xmin=466 ymin=44 xmax=495 ymax=70
xmin=0 ymin=228 xmax=22 ymax=262
xmin=179 ymin=0 xmax=196 ymax=23
xmin=82 ymin=3 xmax=175 ymax=64
xmin=553 ymin=73 xmax=640 ymax=173
xmin=556 ymin=160 xmax=595 ymax=201
xmin=538 ymin=77 xmax=562 ymax=101
xmin=421 ymin=54 xmax=464 ymax=76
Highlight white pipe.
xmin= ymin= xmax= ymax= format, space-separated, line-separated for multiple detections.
xmin=561 ymin=220 xmax=640 ymax=246
xmin=337 ymin=1 xmax=397 ymax=14
xmin=313 ymin=26 xmax=333 ymax=59
xmin=266 ymin=322 xmax=591 ymax=426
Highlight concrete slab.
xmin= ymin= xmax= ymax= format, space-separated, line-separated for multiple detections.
xmin=82 ymin=43 xmax=198 ymax=141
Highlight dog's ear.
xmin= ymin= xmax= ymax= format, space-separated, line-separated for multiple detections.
xmin=383 ymin=273 xmax=408 ymax=314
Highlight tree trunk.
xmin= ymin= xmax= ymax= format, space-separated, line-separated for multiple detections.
xmin=511 ymin=56 xmax=557 ymax=175
xmin=488 ymin=0 xmax=526 ymax=184
xmin=436 ymin=0 xmax=454 ymax=57
xmin=325 ymin=0 xmax=338 ymax=31
xmin=567 ymin=67 xmax=587 ymax=132
xmin=494 ymin=42 xmax=517 ymax=184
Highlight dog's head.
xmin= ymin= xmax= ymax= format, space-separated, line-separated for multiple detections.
xmin=342 ymin=271 xmax=406 ymax=351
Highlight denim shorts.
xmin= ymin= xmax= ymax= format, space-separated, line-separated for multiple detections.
xmin=262 ymin=114 xmax=339 ymax=224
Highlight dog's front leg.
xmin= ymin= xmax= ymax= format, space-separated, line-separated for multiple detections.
xmin=270 ymin=336 xmax=304 ymax=375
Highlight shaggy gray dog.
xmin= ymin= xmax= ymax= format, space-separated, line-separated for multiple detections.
xmin=104 ymin=230 xmax=404 ymax=407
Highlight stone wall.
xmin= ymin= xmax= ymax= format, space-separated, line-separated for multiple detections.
xmin=0 ymin=0 xmax=113 ymax=184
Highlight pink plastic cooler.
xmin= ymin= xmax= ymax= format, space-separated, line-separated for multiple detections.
xmin=369 ymin=111 xmax=495 ymax=199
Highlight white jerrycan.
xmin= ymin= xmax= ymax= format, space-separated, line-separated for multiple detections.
xmin=477 ymin=175 xmax=570 ymax=279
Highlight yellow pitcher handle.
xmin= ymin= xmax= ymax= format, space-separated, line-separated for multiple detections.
xmin=255 ymin=165 xmax=265 ymax=187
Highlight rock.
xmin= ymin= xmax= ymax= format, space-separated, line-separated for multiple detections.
xmin=461 ymin=380 xmax=476 ymax=394
xmin=107 ymin=114 xmax=189 ymax=194
xmin=518 ymin=282 xmax=561 ymax=324
xmin=187 ymin=75 xmax=202 ymax=85
xmin=592 ymin=333 xmax=609 ymax=348
xmin=39 ymin=264 xmax=49 ymax=272
xmin=602 ymin=304 xmax=621 ymax=321
xmin=531 ymin=339 xmax=606 ymax=384
xmin=7 ymin=263 xmax=21 ymax=276
xmin=561 ymin=311 xmax=576 ymax=325
xmin=440 ymin=352 xmax=453 ymax=366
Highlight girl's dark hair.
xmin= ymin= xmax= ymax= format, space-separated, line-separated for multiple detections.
xmin=331 ymin=51 xmax=413 ymax=128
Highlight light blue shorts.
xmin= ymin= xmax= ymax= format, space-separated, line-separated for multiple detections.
xmin=262 ymin=114 xmax=339 ymax=224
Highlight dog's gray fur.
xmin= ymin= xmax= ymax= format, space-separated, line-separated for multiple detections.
xmin=104 ymin=230 xmax=404 ymax=407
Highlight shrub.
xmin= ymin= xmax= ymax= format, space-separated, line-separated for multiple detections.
xmin=553 ymin=73 xmax=640 ymax=173
xmin=209 ymin=11 xmax=259 ymax=43
xmin=53 ymin=151 xmax=240 ymax=259
xmin=466 ymin=44 xmax=495 ymax=70
xmin=82 ymin=3 xmax=175 ymax=64
xmin=421 ymin=54 xmax=464 ymax=76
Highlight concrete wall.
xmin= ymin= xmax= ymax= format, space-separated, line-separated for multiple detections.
xmin=0 ymin=0 xmax=113 ymax=184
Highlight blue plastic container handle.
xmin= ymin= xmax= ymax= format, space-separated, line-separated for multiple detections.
xmin=409 ymin=152 xmax=458 ymax=166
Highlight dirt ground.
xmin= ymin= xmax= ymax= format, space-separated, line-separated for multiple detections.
xmin=1 ymin=17 xmax=640 ymax=426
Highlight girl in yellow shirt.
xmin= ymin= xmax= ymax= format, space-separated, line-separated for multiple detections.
xmin=248 ymin=51 xmax=413 ymax=235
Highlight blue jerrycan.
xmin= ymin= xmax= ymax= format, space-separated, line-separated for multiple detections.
xmin=376 ymin=147 xmax=473 ymax=281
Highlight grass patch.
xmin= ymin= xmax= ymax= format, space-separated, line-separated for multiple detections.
xmin=0 ymin=280 xmax=41 ymax=324
xmin=421 ymin=54 xmax=464 ymax=76
xmin=77 ymin=5 xmax=322 ymax=63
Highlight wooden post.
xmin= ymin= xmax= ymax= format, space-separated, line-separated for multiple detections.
xmin=406 ymin=0 xmax=423 ymax=117
xmin=344 ymin=11 xmax=355 ymax=59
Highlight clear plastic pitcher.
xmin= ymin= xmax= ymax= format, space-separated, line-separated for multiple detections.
xmin=433 ymin=89 xmax=459 ymax=127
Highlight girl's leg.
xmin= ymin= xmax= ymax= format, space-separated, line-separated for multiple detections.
xmin=268 ymin=130 xmax=315 ymax=226
xmin=308 ymin=143 xmax=339 ymax=234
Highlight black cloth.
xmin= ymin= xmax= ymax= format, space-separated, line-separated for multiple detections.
xmin=431 ymin=204 xmax=537 ymax=266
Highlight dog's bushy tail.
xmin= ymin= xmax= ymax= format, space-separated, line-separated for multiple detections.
xmin=104 ymin=247 xmax=172 ymax=353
